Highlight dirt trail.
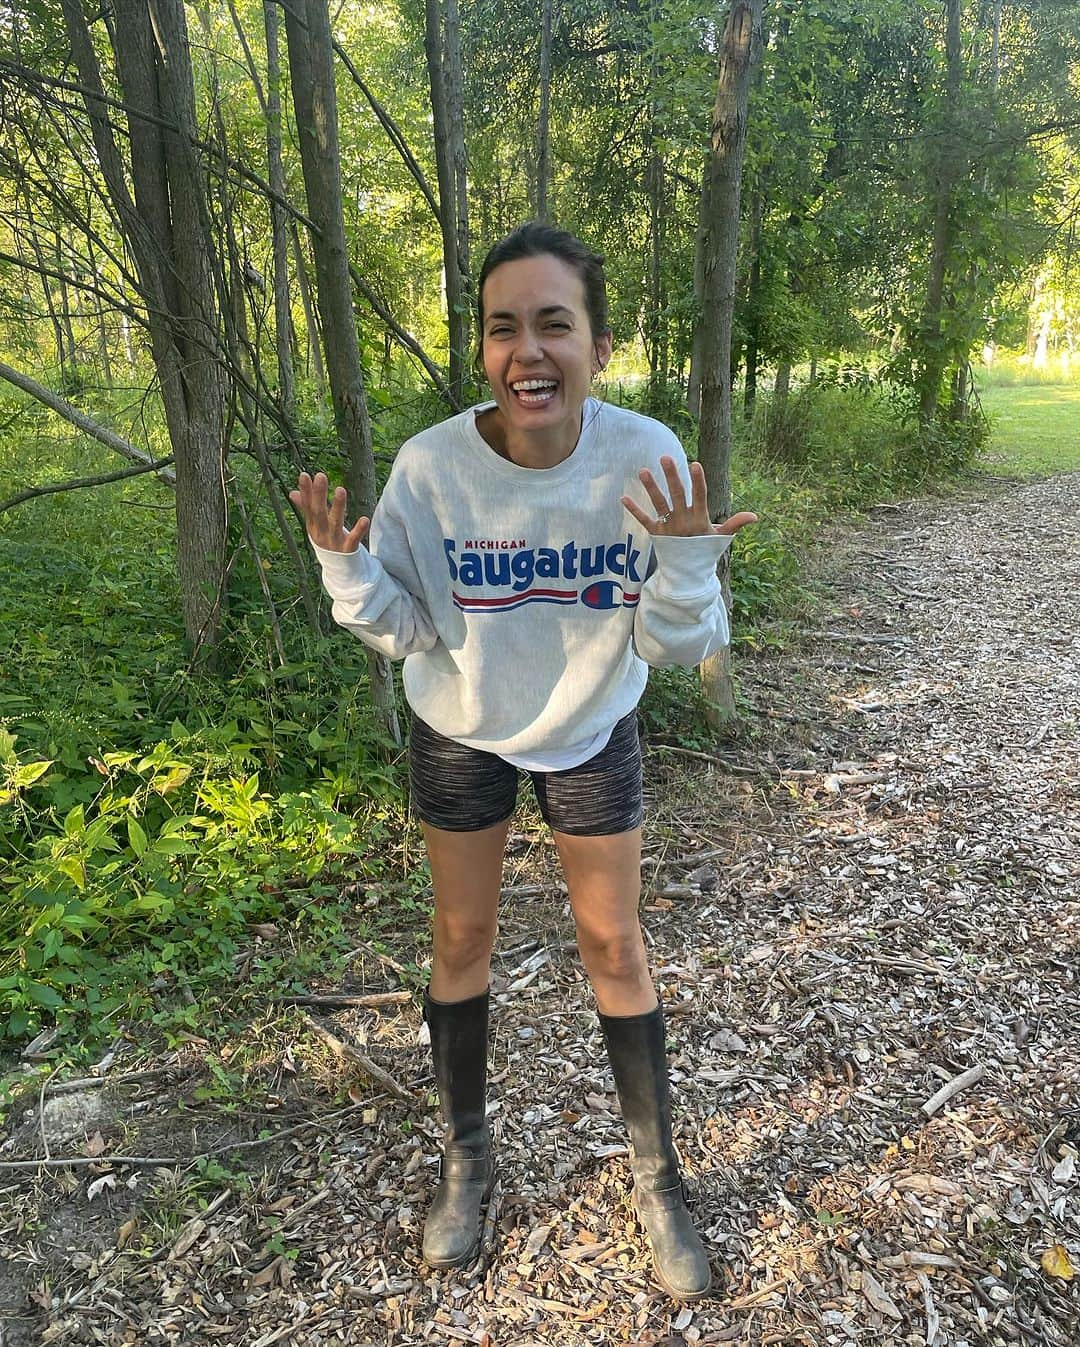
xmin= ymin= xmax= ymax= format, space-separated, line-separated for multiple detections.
xmin=2 ymin=472 xmax=1077 ymax=1347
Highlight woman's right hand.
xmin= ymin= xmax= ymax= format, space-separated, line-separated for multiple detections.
xmin=289 ymin=471 xmax=369 ymax=553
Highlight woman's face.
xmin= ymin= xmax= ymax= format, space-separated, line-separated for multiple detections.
xmin=480 ymin=253 xmax=611 ymax=442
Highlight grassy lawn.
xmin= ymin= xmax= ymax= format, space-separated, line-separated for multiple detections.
xmin=975 ymin=381 xmax=1080 ymax=477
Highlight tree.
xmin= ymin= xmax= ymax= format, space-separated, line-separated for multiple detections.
xmin=59 ymin=0 xmax=229 ymax=663
xmin=282 ymin=0 xmax=400 ymax=744
xmin=693 ymin=0 xmax=764 ymax=722
xmin=425 ymin=0 xmax=472 ymax=405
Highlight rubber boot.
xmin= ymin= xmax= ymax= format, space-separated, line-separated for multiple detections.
xmin=599 ymin=1004 xmax=712 ymax=1301
xmin=421 ymin=988 xmax=494 ymax=1269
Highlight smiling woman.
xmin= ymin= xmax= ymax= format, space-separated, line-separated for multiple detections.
xmin=290 ymin=220 xmax=757 ymax=1299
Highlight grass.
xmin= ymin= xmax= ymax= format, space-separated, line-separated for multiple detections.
xmin=974 ymin=381 xmax=1080 ymax=477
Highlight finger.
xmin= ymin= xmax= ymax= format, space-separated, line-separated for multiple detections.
xmin=327 ymin=484 xmax=348 ymax=536
xmin=344 ymin=516 xmax=370 ymax=550
xmin=689 ymin=461 xmax=710 ymax=520
xmin=660 ymin=455 xmax=689 ymax=512
xmin=714 ymin=511 xmax=760 ymax=535
xmin=637 ymin=469 xmax=672 ymax=519
xmin=621 ymin=495 xmax=657 ymax=532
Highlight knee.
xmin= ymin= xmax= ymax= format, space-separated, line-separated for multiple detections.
xmin=575 ymin=924 xmax=647 ymax=984
xmin=433 ymin=915 xmax=496 ymax=973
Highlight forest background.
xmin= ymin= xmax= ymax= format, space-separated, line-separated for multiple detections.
xmin=0 ymin=0 xmax=1078 ymax=1105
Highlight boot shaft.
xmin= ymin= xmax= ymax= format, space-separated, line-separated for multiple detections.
xmin=599 ymin=1003 xmax=679 ymax=1189
xmin=424 ymin=988 xmax=490 ymax=1156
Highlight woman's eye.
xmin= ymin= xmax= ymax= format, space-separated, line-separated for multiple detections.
xmin=547 ymin=322 xmax=570 ymax=331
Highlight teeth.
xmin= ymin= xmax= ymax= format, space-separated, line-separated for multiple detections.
xmin=512 ymin=379 xmax=558 ymax=391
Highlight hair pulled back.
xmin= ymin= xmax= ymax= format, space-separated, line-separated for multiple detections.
xmin=476 ymin=221 xmax=611 ymax=348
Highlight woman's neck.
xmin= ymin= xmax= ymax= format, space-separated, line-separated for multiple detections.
xmin=476 ymin=404 xmax=586 ymax=469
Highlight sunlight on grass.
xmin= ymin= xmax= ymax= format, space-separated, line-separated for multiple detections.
xmin=974 ymin=383 xmax=1080 ymax=477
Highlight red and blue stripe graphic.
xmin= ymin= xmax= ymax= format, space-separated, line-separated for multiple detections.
xmin=453 ymin=587 xmax=578 ymax=613
xmin=453 ymin=583 xmax=641 ymax=613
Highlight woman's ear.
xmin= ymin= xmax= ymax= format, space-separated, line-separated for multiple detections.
xmin=593 ymin=330 xmax=613 ymax=373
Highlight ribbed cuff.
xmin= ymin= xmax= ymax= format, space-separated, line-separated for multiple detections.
xmin=650 ymin=533 xmax=731 ymax=600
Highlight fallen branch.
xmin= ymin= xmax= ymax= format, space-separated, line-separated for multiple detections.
xmin=0 ymin=455 xmax=175 ymax=514
xmin=921 ymin=1063 xmax=985 ymax=1117
xmin=0 ymin=358 xmax=176 ymax=485
xmin=276 ymin=991 xmax=412 ymax=1009
xmin=302 ymin=1014 xmax=417 ymax=1103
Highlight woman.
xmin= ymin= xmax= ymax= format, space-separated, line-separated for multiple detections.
xmin=291 ymin=221 xmax=756 ymax=1301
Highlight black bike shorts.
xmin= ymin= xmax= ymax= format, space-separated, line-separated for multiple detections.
xmin=408 ymin=709 xmax=643 ymax=836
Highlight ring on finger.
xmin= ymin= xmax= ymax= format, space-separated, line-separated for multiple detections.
xmin=657 ymin=513 xmax=670 ymax=524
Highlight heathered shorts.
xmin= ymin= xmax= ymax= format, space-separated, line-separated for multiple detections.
xmin=408 ymin=710 xmax=643 ymax=836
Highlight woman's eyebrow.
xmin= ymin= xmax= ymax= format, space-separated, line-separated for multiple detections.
xmin=486 ymin=304 xmax=574 ymax=321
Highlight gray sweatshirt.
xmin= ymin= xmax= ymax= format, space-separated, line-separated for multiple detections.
xmin=311 ymin=399 xmax=731 ymax=762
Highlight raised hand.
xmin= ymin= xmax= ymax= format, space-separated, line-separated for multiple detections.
xmin=621 ymin=456 xmax=758 ymax=537
xmin=289 ymin=471 xmax=369 ymax=553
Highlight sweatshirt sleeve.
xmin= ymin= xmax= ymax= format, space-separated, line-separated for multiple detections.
xmin=309 ymin=490 xmax=439 ymax=661
xmin=631 ymin=532 xmax=732 ymax=668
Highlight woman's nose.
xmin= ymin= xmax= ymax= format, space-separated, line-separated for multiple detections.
xmin=513 ymin=328 xmax=543 ymax=362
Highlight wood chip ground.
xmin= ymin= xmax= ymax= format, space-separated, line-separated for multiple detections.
xmin=1 ymin=471 xmax=1077 ymax=1346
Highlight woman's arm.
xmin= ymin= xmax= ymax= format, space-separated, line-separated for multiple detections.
xmin=292 ymin=471 xmax=439 ymax=660
xmin=620 ymin=451 xmax=756 ymax=669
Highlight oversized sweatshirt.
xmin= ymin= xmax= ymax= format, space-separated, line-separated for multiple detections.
xmin=311 ymin=398 xmax=732 ymax=765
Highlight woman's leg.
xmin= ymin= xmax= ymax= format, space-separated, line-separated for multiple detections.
xmin=409 ymin=709 xmax=517 ymax=1270
xmin=418 ymin=824 xmax=508 ymax=1269
xmin=425 ymin=819 xmax=509 ymax=1001
xmin=554 ymin=826 xmax=710 ymax=1299
xmin=552 ymin=825 xmax=656 ymax=1015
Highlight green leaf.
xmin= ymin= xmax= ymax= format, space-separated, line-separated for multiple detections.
xmin=128 ymin=817 xmax=148 ymax=858
xmin=27 ymin=981 xmax=65 ymax=1009
xmin=13 ymin=760 xmax=54 ymax=789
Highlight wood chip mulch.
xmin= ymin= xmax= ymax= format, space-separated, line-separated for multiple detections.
xmin=1 ymin=470 xmax=1077 ymax=1346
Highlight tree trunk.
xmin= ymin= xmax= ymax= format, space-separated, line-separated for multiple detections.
xmin=916 ymin=0 xmax=962 ymax=428
xmin=536 ymin=0 xmax=554 ymax=221
xmin=290 ymin=222 xmax=327 ymax=399
xmin=425 ymin=0 xmax=470 ymax=406
xmin=60 ymin=0 xmax=229 ymax=662
xmin=694 ymin=0 xmax=763 ymax=726
xmin=687 ymin=158 xmax=709 ymax=419
xmin=283 ymin=0 xmax=400 ymax=746
xmin=264 ymin=0 xmax=296 ymax=427
xmin=282 ymin=0 xmax=375 ymax=512
xmin=743 ymin=184 xmax=763 ymax=419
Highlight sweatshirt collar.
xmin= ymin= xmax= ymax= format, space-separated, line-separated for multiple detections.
xmin=459 ymin=398 xmax=603 ymax=483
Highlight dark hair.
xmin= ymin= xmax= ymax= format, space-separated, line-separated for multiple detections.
xmin=476 ymin=221 xmax=611 ymax=352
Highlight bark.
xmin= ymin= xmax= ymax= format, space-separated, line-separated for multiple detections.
xmin=425 ymin=0 xmax=470 ymax=406
xmin=916 ymin=0 xmax=963 ymax=428
xmin=537 ymin=0 xmax=553 ymax=221
xmin=59 ymin=0 xmax=228 ymax=661
xmin=282 ymin=0 xmax=400 ymax=746
xmin=694 ymin=0 xmax=764 ymax=724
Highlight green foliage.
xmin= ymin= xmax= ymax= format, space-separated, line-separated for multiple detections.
xmin=0 ymin=420 xmax=411 ymax=1068
xmin=749 ymin=377 xmax=987 ymax=504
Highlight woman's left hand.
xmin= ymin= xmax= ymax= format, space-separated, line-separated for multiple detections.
xmin=622 ymin=456 xmax=758 ymax=537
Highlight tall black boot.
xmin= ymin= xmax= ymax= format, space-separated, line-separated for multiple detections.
xmin=599 ymin=1004 xmax=711 ymax=1301
xmin=421 ymin=988 xmax=495 ymax=1268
